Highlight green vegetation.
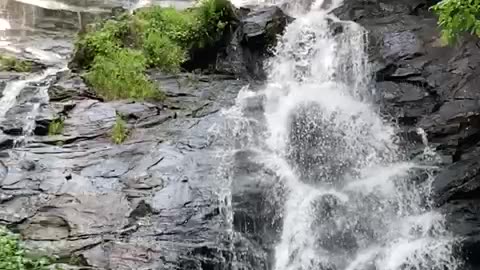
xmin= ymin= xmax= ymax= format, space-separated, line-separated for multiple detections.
xmin=111 ymin=115 xmax=129 ymax=144
xmin=0 ymin=227 xmax=55 ymax=270
xmin=0 ymin=54 xmax=32 ymax=72
xmin=432 ymin=0 xmax=480 ymax=44
xmin=74 ymin=0 xmax=235 ymax=101
xmin=48 ymin=117 xmax=64 ymax=136
xmin=85 ymin=49 xmax=161 ymax=100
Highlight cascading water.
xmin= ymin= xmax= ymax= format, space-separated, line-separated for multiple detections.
xmin=224 ymin=0 xmax=461 ymax=269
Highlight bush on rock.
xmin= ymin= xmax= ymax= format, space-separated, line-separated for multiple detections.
xmin=71 ymin=0 xmax=236 ymax=101
xmin=432 ymin=0 xmax=480 ymax=44
xmin=0 ymin=227 xmax=55 ymax=270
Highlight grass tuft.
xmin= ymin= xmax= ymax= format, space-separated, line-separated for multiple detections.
xmin=48 ymin=117 xmax=64 ymax=136
xmin=111 ymin=115 xmax=129 ymax=144
xmin=85 ymin=49 xmax=162 ymax=101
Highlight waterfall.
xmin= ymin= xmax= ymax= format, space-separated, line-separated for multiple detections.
xmin=224 ymin=0 xmax=461 ymax=269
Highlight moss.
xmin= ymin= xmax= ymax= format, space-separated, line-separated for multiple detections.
xmin=111 ymin=115 xmax=129 ymax=144
xmin=48 ymin=117 xmax=64 ymax=136
xmin=72 ymin=0 xmax=236 ymax=101
xmin=0 ymin=54 xmax=32 ymax=72
xmin=0 ymin=227 xmax=56 ymax=270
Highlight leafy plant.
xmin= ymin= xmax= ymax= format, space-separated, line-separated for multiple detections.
xmin=194 ymin=0 xmax=232 ymax=47
xmin=431 ymin=0 xmax=480 ymax=44
xmin=0 ymin=54 xmax=32 ymax=72
xmin=85 ymin=49 xmax=163 ymax=101
xmin=73 ymin=0 xmax=235 ymax=101
xmin=0 ymin=227 xmax=55 ymax=270
xmin=48 ymin=117 xmax=64 ymax=136
xmin=143 ymin=33 xmax=186 ymax=72
xmin=111 ymin=115 xmax=129 ymax=144
xmin=73 ymin=19 xmax=128 ymax=69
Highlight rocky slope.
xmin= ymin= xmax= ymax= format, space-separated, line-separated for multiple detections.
xmin=0 ymin=2 xmax=288 ymax=269
xmin=334 ymin=0 xmax=480 ymax=268
xmin=1 ymin=0 xmax=480 ymax=269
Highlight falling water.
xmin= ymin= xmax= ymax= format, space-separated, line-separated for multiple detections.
xmin=224 ymin=0 xmax=461 ymax=269
xmin=0 ymin=68 xmax=58 ymax=119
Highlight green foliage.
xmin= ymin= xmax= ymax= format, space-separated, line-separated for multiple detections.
xmin=73 ymin=19 xmax=128 ymax=69
xmin=431 ymin=0 xmax=480 ymax=44
xmin=143 ymin=33 xmax=186 ymax=72
xmin=195 ymin=0 xmax=232 ymax=47
xmin=0 ymin=227 xmax=55 ymax=270
xmin=0 ymin=55 xmax=32 ymax=72
xmin=111 ymin=115 xmax=129 ymax=144
xmin=73 ymin=0 xmax=235 ymax=101
xmin=48 ymin=117 xmax=64 ymax=136
xmin=85 ymin=49 xmax=162 ymax=101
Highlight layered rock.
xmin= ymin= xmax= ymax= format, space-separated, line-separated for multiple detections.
xmin=333 ymin=0 xmax=480 ymax=268
xmin=0 ymin=3 xmax=289 ymax=269
xmin=2 ymin=0 xmax=480 ymax=269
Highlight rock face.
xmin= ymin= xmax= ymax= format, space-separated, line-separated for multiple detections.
xmin=333 ymin=0 xmax=480 ymax=268
xmin=0 ymin=3 xmax=289 ymax=269
xmin=2 ymin=0 xmax=480 ymax=269
xmin=216 ymin=6 xmax=293 ymax=79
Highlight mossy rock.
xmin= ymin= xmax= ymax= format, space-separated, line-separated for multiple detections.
xmin=0 ymin=54 xmax=32 ymax=72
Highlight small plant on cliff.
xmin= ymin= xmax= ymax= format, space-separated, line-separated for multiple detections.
xmin=432 ymin=0 xmax=480 ymax=44
xmin=111 ymin=115 xmax=129 ymax=144
xmin=48 ymin=117 xmax=64 ymax=136
xmin=0 ymin=227 xmax=54 ymax=270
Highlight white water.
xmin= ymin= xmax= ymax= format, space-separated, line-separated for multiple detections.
xmin=224 ymin=0 xmax=461 ymax=269
xmin=0 ymin=68 xmax=58 ymax=120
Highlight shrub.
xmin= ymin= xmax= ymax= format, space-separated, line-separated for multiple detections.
xmin=143 ymin=33 xmax=186 ymax=72
xmin=73 ymin=20 xmax=126 ymax=69
xmin=85 ymin=49 xmax=162 ymax=101
xmin=0 ymin=55 xmax=32 ymax=72
xmin=111 ymin=115 xmax=129 ymax=144
xmin=431 ymin=0 xmax=480 ymax=44
xmin=0 ymin=227 xmax=54 ymax=270
xmin=48 ymin=117 xmax=64 ymax=136
xmin=73 ymin=0 xmax=236 ymax=101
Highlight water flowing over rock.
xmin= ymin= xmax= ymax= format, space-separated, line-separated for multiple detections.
xmin=1 ymin=0 xmax=480 ymax=269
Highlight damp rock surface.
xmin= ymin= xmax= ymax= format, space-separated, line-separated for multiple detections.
xmin=1 ymin=0 xmax=480 ymax=269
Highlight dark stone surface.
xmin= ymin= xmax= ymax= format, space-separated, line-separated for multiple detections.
xmin=0 ymin=70 xmax=254 ymax=269
xmin=2 ymin=0 xmax=480 ymax=269
xmin=333 ymin=0 xmax=480 ymax=268
xmin=216 ymin=6 xmax=292 ymax=79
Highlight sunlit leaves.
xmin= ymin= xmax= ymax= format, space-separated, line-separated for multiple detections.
xmin=431 ymin=0 xmax=480 ymax=44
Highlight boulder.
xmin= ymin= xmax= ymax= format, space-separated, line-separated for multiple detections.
xmin=216 ymin=6 xmax=292 ymax=79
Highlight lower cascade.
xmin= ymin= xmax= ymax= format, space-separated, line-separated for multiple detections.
xmin=225 ymin=0 xmax=461 ymax=269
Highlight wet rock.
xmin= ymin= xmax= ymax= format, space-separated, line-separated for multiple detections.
xmin=0 ymin=70 xmax=250 ymax=269
xmin=48 ymin=71 xmax=94 ymax=101
xmin=216 ymin=6 xmax=292 ymax=79
xmin=433 ymin=158 xmax=480 ymax=205
xmin=337 ymin=0 xmax=480 ymax=267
